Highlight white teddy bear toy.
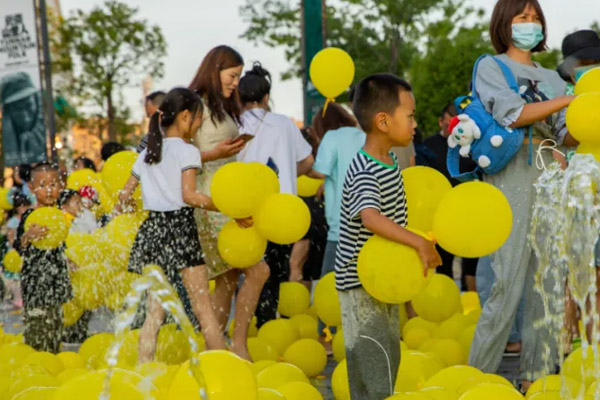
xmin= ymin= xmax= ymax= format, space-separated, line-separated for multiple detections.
xmin=447 ymin=114 xmax=481 ymax=157
xmin=447 ymin=114 xmax=504 ymax=168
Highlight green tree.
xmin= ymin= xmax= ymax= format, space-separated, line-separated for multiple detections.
xmin=241 ymin=0 xmax=446 ymax=82
xmin=409 ymin=3 xmax=492 ymax=134
xmin=58 ymin=1 xmax=166 ymax=141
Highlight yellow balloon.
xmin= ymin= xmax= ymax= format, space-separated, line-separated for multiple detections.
xmin=78 ymin=333 xmax=113 ymax=369
xmin=66 ymin=168 xmax=98 ymax=191
xmin=457 ymin=325 xmax=476 ymax=355
xmin=193 ymin=350 xmax=258 ymax=400
xmin=458 ymin=373 xmax=513 ymax=394
xmin=289 ymin=314 xmax=319 ymax=340
xmin=283 ymin=339 xmax=327 ymax=377
xmin=259 ymin=388 xmax=287 ymax=400
xmin=402 ymin=166 xmax=452 ymax=232
xmin=460 ymin=292 xmax=481 ymax=315
xmin=412 ymin=274 xmax=461 ymax=323
xmin=525 ymin=374 xmax=580 ymax=399
xmin=332 ymin=329 xmax=346 ymax=362
xmin=4 ymin=375 xmax=59 ymax=400
xmin=404 ymin=328 xmax=433 ymax=350
xmin=277 ymin=381 xmax=323 ymax=400
xmin=357 ymin=233 xmax=430 ymax=304
xmin=57 ymin=368 xmax=88 ymax=384
xmin=256 ymin=362 xmax=309 ymax=389
xmin=56 ymin=352 xmax=85 ymax=370
xmin=3 ymin=249 xmax=23 ymax=273
xmin=21 ymin=351 xmax=65 ymax=376
xmin=100 ymin=213 xmax=144 ymax=269
xmin=432 ymin=181 xmax=512 ymax=258
xmin=430 ymin=339 xmax=466 ymax=366
xmin=528 ymin=393 xmax=561 ymax=400
xmin=155 ymin=324 xmax=192 ymax=365
xmin=419 ymin=387 xmax=458 ymax=400
xmin=309 ymin=47 xmax=355 ymax=99
xmin=576 ymin=142 xmax=600 ymax=164
xmin=252 ymin=360 xmax=277 ymax=376
xmin=166 ymin=361 xmax=202 ymax=400
xmin=211 ymin=162 xmax=280 ymax=218
xmin=0 ymin=343 xmax=35 ymax=368
xmin=386 ymin=393 xmax=432 ymax=400
xmin=53 ymin=369 xmax=158 ymax=400
xmin=218 ymin=220 xmax=267 ymax=268
xmin=248 ymin=337 xmax=280 ymax=362
xmin=403 ymin=317 xmax=438 ymax=338
xmin=257 ymin=319 xmax=299 ymax=355
xmin=400 ymin=351 xmax=444 ymax=383
xmin=574 ymin=67 xmax=600 ymax=96
xmin=297 ymin=176 xmax=324 ymax=198
xmin=24 ymin=207 xmax=69 ymax=250
xmin=255 ymin=194 xmax=311 ymax=245
xmin=423 ymin=365 xmax=483 ymax=392
xmin=278 ymin=282 xmax=311 ymax=317
xmin=62 ymin=300 xmax=83 ymax=327
xmin=566 ymin=92 xmax=600 ymax=144
xmin=101 ymin=151 xmax=138 ymax=195
xmin=332 ymin=360 xmax=351 ymax=400
xmin=434 ymin=314 xmax=471 ymax=340
xmin=70 ymin=264 xmax=112 ymax=310
xmin=459 ymin=383 xmax=523 ymax=400
xmin=65 ymin=232 xmax=104 ymax=267
xmin=561 ymin=347 xmax=598 ymax=387
xmin=0 ymin=187 xmax=13 ymax=210
xmin=313 ymin=272 xmax=341 ymax=327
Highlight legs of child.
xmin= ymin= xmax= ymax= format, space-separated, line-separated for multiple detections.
xmin=289 ymin=239 xmax=309 ymax=285
xmin=230 ymin=260 xmax=270 ymax=361
xmin=339 ymin=288 xmax=400 ymax=400
xmin=211 ymin=269 xmax=241 ymax=332
xmin=182 ymin=265 xmax=227 ymax=350
xmin=139 ymin=294 xmax=165 ymax=363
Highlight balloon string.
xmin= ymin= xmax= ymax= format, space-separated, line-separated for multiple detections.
xmin=360 ymin=335 xmax=394 ymax=396
xmin=322 ymin=98 xmax=335 ymax=117
xmin=535 ymin=139 xmax=565 ymax=171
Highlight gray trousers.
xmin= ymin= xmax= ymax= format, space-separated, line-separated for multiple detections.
xmin=339 ymin=287 xmax=400 ymax=400
xmin=469 ymin=145 xmax=560 ymax=381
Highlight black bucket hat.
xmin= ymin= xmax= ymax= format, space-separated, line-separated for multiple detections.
xmin=557 ymin=30 xmax=600 ymax=82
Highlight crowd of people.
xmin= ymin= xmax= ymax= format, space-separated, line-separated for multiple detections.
xmin=2 ymin=0 xmax=600 ymax=398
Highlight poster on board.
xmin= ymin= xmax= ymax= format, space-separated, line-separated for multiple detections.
xmin=0 ymin=0 xmax=46 ymax=167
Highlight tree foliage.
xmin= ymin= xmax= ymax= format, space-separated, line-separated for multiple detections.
xmin=57 ymin=1 xmax=166 ymax=141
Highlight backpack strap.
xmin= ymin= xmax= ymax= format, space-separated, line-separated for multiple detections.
xmin=471 ymin=54 xmax=520 ymax=97
xmin=446 ymin=145 xmax=481 ymax=182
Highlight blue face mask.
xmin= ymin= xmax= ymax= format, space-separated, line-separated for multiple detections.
xmin=512 ymin=23 xmax=544 ymax=51
xmin=574 ymin=64 xmax=600 ymax=82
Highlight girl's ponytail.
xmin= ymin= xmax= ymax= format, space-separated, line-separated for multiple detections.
xmin=145 ymin=112 xmax=163 ymax=164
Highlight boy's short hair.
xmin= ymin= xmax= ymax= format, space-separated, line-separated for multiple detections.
xmin=30 ymin=162 xmax=58 ymax=182
xmin=101 ymin=142 xmax=125 ymax=162
xmin=440 ymin=102 xmax=457 ymax=119
xmin=352 ymin=73 xmax=412 ymax=133
xmin=57 ymin=189 xmax=80 ymax=208
xmin=490 ymin=0 xmax=547 ymax=54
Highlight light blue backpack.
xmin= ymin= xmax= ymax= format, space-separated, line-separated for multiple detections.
xmin=447 ymin=54 xmax=531 ymax=181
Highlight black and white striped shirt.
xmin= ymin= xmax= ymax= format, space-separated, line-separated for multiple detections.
xmin=335 ymin=150 xmax=407 ymax=291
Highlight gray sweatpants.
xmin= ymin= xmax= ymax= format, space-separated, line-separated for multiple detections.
xmin=469 ymin=144 xmax=560 ymax=381
xmin=339 ymin=287 xmax=400 ymax=400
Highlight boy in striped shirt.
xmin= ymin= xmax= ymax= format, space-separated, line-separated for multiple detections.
xmin=335 ymin=74 xmax=441 ymax=400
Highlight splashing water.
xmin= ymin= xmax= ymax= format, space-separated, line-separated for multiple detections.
xmin=531 ymin=154 xmax=600 ymax=399
xmin=530 ymin=162 xmax=567 ymax=379
xmin=100 ymin=265 xmax=207 ymax=400
xmin=561 ymin=154 xmax=600 ymax=399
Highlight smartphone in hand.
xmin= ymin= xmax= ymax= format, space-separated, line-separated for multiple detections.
xmin=233 ymin=134 xmax=254 ymax=144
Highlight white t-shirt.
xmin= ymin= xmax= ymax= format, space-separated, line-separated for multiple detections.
xmin=238 ymin=109 xmax=312 ymax=194
xmin=132 ymin=137 xmax=202 ymax=212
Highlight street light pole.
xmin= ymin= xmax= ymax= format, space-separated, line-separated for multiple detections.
xmin=301 ymin=0 xmax=326 ymax=127
xmin=38 ymin=0 xmax=58 ymax=164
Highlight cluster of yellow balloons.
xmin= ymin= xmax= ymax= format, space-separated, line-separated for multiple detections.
xmin=212 ymin=162 xmax=312 ymax=268
xmin=357 ymin=167 xmax=512 ymax=304
xmin=567 ymin=68 xmax=600 ymax=162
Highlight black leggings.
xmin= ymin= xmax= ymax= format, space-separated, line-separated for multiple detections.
xmin=255 ymin=242 xmax=291 ymax=328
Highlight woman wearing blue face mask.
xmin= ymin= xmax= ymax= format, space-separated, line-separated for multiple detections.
xmin=468 ymin=0 xmax=577 ymax=392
